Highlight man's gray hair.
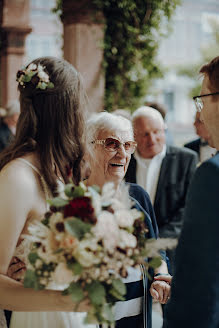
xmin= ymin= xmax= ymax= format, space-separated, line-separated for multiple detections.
xmin=87 ymin=111 xmax=134 ymax=143
xmin=132 ymin=106 xmax=165 ymax=126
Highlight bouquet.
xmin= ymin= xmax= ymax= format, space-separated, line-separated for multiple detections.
xmin=23 ymin=181 xmax=174 ymax=325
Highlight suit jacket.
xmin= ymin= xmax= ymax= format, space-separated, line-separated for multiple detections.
xmin=184 ymin=138 xmax=201 ymax=156
xmin=125 ymin=146 xmax=198 ymax=239
xmin=163 ymin=152 xmax=219 ymax=328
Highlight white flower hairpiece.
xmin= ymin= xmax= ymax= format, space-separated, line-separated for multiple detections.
xmin=16 ymin=63 xmax=54 ymax=90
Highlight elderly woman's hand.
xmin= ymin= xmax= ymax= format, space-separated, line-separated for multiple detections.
xmin=7 ymin=256 xmax=26 ymax=281
xmin=150 ymin=274 xmax=172 ymax=304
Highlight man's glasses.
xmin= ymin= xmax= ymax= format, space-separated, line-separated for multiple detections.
xmin=193 ymin=92 xmax=219 ymax=112
xmin=92 ymin=137 xmax=137 ymax=154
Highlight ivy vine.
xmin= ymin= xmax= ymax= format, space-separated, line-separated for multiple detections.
xmin=53 ymin=0 xmax=181 ymax=111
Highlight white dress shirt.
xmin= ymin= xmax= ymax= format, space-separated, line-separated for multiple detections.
xmin=134 ymin=145 xmax=166 ymax=205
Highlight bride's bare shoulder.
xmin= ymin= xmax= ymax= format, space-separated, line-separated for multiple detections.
xmin=0 ymin=158 xmax=37 ymax=191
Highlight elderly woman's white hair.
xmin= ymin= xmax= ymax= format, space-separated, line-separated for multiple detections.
xmin=86 ymin=111 xmax=134 ymax=143
xmin=132 ymin=106 xmax=165 ymax=127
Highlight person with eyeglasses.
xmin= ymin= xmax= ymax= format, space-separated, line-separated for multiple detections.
xmin=125 ymin=106 xmax=198 ymax=277
xmin=163 ymin=56 xmax=219 ymax=328
xmin=184 ymin=111 xmax=216 ymax=163
xmin=86 ymin=111 xmax=170 ymax=328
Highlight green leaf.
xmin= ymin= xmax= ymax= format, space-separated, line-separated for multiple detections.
xmin=47 ymin=197 xmax=69 ymax=207
xmin=22 ymin=74 xmax=32 ymax=82
xmin=67 ymin=261 xmax=83 ymax=275
xmin=68 ymin=282 xmax=84 ymax=302
xmin=23 ymin=269 xmax=42 ymax=290
xmin=65 ymin=218 xmax=91 ymax=240
xmin=28 ymin=252 xmax=40 ymax=265
xmin=101 ymin=303 xmax=115 ymax=322
xmin=84 ymin=311 xmax=98 ymax=324
xmin=109 ymin=288 xmax=125 ymax=301
xmin=64 ymin=184 xmax=75 ymax=197
xmin=39 ymin=82 xmax=47 ymax=90
xmin=41 ymin=216 xmax=49 ymax=226
xmin=72 ymin=186 xmax=85 ymax=198
xmin=148 ymin=256 xmax=162 ymax=269
xmin=112 ymin=279 xmax=126 ymax=296
xmin=85 ymin=281 xmax=106 ymax=305
xmin=47 ymin=82 xmax=54 ymax=88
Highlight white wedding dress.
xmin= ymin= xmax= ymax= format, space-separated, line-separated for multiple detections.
xmin=9 ymin=159 xmax=96 ymax=328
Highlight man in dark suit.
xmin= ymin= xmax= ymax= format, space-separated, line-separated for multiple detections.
xmin=184 ymin=111 xmax=216 ymax=162
xmin=163 ymin=56 xmax=219 ymax=327
xmin=125 ymin=106 xmax=198 ymax=273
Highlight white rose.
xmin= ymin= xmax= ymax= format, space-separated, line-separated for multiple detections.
xmin=93 ymin=211 xmax=120 ymax=251
xmin=118 ymin=230 xmax=137 ymax=249
xmin=115 ymin=209 xmax=135 ymax=228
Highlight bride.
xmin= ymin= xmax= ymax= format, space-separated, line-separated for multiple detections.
xmin=0 ymin=56 xmax=95 ymax=328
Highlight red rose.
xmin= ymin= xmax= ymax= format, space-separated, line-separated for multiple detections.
xmin=64 ymin=197 xmax=96 ymax=224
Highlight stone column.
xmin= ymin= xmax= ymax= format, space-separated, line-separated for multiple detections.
xmin=0 ymin=0 xmax=32 ymax=107
xmin=62 ymin=0 xmax=105 ymax=113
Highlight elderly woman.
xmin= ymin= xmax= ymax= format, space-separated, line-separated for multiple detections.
xmin=8 ymin=111 xmax=171 ymax=328
xmin=86 ymin=111 xmax=171 ymax=328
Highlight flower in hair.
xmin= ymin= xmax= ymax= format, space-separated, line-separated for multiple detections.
xmin=16 ymin=63 xmax=54 ymax=90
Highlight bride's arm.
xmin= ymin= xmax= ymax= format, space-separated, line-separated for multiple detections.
xmin=0 ymin=163 xmax=89 ymax=312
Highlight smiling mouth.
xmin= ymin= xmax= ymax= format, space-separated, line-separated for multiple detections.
xmin=110 ymin=163 xmax=124 ymax=167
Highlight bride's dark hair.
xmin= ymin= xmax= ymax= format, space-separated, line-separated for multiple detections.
xmin=0 ymin=56 xmax=86 ymax=195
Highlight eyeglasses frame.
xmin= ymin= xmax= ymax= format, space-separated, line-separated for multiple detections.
xmin=193 ymin=92 xmax=219 ymax=112
xmin=91 ymin=138 xmax=137 ymax=154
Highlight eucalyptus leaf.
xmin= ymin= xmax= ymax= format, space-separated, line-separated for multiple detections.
xmin=47 ymin=82 xmax=54 ymax=88
xmin=112 ymin=279 xmax=126 ymax=296
xmin=67 ymin=261 xmax=83 ymax=275
xmin=109 ymin=288 xmax=125 ymax=301
xmin=86 ymin=281 xmax=106 ymax=305
xmin=39 ymin=82 xmax=47 ymax=90
xmin=23 ymin=269 xmax=42 ymax=290
xmin=47 ymin=197 xmax=69 ymax=207
xmin=72 ymin=186 xmax=85 ymax=198
xmin=102 ymin=303 xmax=115 ymax=322
xmin=64 ymin=184 xmax=75 ymax=197
xmin=148 ymin=256 xmax=162 ymax=269
xmin=28 ymin=252 xmax=40 ymax=265
xmin=65 ymin=218 xmax=91 ymax=240
xmin=68 ymin=282 xmax=84 ymax=302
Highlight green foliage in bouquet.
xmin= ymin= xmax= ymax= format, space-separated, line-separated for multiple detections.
xmin=23 ymin=181 xmax=169 ymax=324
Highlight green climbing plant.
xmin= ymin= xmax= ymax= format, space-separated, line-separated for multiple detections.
xmin=53 ymin=0 xmax=181 ymax=111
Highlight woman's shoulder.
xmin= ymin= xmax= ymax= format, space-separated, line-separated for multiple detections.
xmin=0 ymin=157 xmax=38 ymax=192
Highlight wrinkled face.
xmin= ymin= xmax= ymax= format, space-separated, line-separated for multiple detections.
xmin=134 ymin=116 xmax=165 ymax=159
xmin=88 ymin=129 xmax=133 ymax=188
xmin=194 ymin=112 xmax=210 ymax=141
xmin=200 ymin=76 xmax=219 ymax=149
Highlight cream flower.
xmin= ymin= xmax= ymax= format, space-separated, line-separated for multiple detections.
xmin=115 ymin=209 xmax=135 ymax=228
xmin=52 ymin=262 xmax=73 ymax=284
xmin=118 ymin=229 xmax=137 ymax=249
xmin=73 ymin=238 xmax=101 ymax=267
xmin=93 ymin=211 xmax=120 ymax=251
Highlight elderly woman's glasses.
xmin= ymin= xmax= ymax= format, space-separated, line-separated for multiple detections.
xmin=193 ymin=92 xmax=219 ymax=112
xmin=92 ymin=137 xmax=137 ymax=154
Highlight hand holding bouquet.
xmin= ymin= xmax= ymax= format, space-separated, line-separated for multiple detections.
xmin=23 ymin=181 xmax=173 ymax=325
